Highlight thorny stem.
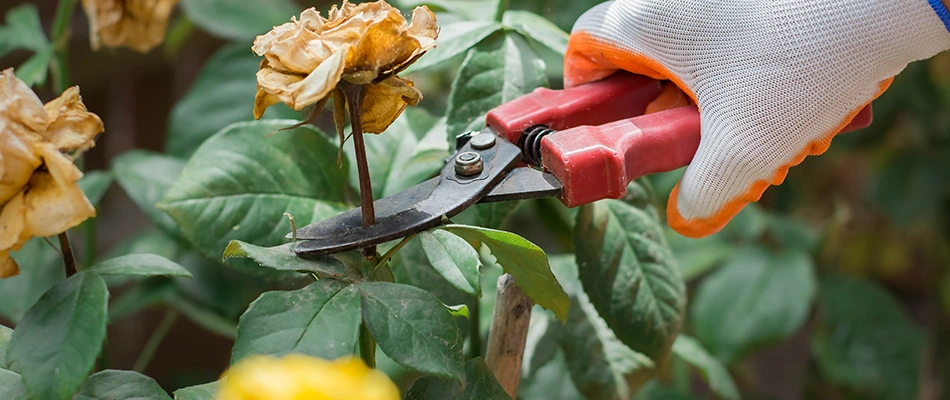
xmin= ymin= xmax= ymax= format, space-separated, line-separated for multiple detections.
xmin=359 ymin=323 xmax=376 ymax=368
xmin=340 ymin=82 xmax=377 ymax=259
xmin=58 ymin=232 xmax=77 ymax=277
xmin=50 ymin=0 xmax=78 ymax=92
xmin=133 ymin=309 xmax=179 ymax=373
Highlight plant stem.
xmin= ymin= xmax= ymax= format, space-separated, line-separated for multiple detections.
xmin=340 ymin=82 xmax=376 ymax=258
xmin=133 ymin=309 xmax=179 ymax=373
xmin=58 ymin=232 xmax=77 ymax=277
xmin=359 ymin=323 xmax=376 ymax=368
xmin=374 ymin=234 xmax=416 ymax=271
xmin=50 ymin=0 xmax=77 ymax=92
xmin=470 ymin=297 xmax=481 ymax=359
xmin=494 ymin=0 xmax=511 ymax=22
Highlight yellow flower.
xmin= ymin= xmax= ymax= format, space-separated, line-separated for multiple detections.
xmin=0 ymin=69 xmax=103 ymax=278
xmin=217 ymin=355 xmax=400 ymax=400
xmin=251 ymin=0 xmax=438 ymax=134
xmin=80 ymin=0 xmax=181 ymax=53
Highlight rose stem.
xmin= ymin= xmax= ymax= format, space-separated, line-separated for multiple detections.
xmin=341 ymin=82 xmax=376 ymax=258
xmin=58 ymin=232 xmax=77 ymax=277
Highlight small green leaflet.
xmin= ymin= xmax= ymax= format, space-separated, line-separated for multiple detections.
xmin=0 ymin=4 xmax=52 ymax=86
xmin=74 ymin=370 xmax=171 ymax=400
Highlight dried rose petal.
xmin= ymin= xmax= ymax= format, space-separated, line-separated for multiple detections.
xmin=0 ymin=69 xmax=103 ymax=278
xmin=251 ymin=0 xmax=437 ymax=132
xmin=81 ymin=0 xmax=181 ymax=53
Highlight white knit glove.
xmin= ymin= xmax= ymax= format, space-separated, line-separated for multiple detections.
xmin=566 ymin=0 xmax=950 ymax=237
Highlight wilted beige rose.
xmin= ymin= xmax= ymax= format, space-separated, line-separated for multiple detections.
xmin=251 ymin=0 xmax=438 ymax=134
xmin=0 ymin=69 xmax=103 ymax=278
xmin=81 ymin=0 xmax=181 ymax=53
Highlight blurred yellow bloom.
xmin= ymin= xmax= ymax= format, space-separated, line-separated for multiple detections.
xmin=251 ymin=0 xmax=438 ymax=134
xmin=217 ymin=355 xmax=400 ymax=400
xmin=0 ymin=69 xmax=102 ymax=278
xmin=80 ymin=0 xmax=181 ymax=53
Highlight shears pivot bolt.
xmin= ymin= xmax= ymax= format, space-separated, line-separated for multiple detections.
xmin=455 ymin=152 xmax=484 ymax=176
xmin=469 ymin=133 xmax=497 ymax=149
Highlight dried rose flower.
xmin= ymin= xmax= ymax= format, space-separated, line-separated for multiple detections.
xmin=0 ymin=68 xmax=103 ymax=278
xmin=251 ymin=0 xmax=438 ymax=134
xmin=81 ymin=0 xmax=181 ymax=53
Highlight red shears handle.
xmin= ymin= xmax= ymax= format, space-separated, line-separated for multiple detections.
xmin=485 ymin=73 xmax=873 ymax=207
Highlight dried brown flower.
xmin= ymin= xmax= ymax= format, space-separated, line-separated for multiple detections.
xmin=251 ymin=0 xmax=438 ymax=134
xmin=0 ymin=69 xmax=103 ymax=278
xmin=81 ymin=0 xmax=181 ymax=53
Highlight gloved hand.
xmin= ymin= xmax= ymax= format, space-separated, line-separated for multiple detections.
xmin=565 ymin=0 xmax=950 ymax=237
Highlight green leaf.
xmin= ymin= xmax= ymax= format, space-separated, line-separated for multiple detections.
xmin=6 ymin=272 xmax=108 ymax=400
xmin=358 ymin=282 xmax=464 ymax=379
xmin=166 ymin=44 xmax=298 ymax=158
xmin=223 ymin=241 xmax=349 ymax=279
xmin=231 ymin=279 xmax=361 ymax=364
xmin=560 ymin=286 xmax=656 ymax=399
xmin=404 ymin=21 xmax=502 ymax=73
xmin=405 ymin=357 xmax=512 ymax=400
xmin=811 ymin=275 xmax=925 ymax=400
xmin=390 ymin=237 xmax=470 ymax=307
xmin=454 ymin=201 xmax=519 ymax=230
xmin=419 ymin=230 xmax=481 ymax=295
xmin=518 ymin=350 xmax=585 ymax=400
xmin=691 ymin=247 xmax=816 ymax=363
xmin=0 ymin=324 xmax=10 ymax=366
xmin=108 ymin=278 xmax=177 ymax=321
xmin=672 ymin=335 xmax=740 ymax=400
xmin=14 ymin=46 xmax=52 ymax=86
xmin=392 ymin=0 xmax=496 ymax=21
xmin=445 ymin=304 xmax=469 ymax=318
xmin=574 ymin=179 xmax=685 ymax=363
xmin=445 ymin=31 xmax=547 ymax=140
xmin=440 ymin=225 xmax=569 ymax=322
xmin=664 ymin=229 xmax=734 ymax=280
xmin=502 ymin=11 xmax=568 ymax=55
xmin=0 ymin=4 xmax=48 ymax=55
xmin=0 ymin=368 xmax=28 ymax=400
xmin=74 ymin=370 xmax=171 ymax=400
xmin=162 ymin=120 xmax=348 ymax=259
xmin=173 ymin=381 xmax=217 ymax=400
xmin=0 ymin=239 xmax=64 ymax=322
xmin=112 ymin=151 xmax=186 ymax=236
xmin=86 ymin=254 xmax=192 ymax=278
xmin=345 ymin=108 xmax=448 ymax=200
xmin=164 ymin=293 xmax=238 ymax=339
xmin=78 ymin=170 xmax=114 ymax=206
xmin=179 ymin=0 xmax=300 ymax=40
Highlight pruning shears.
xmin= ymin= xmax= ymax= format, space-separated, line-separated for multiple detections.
xmin=290 ymin=72 xmax=873 ymax=259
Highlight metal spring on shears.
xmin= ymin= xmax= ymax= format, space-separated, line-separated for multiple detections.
xmin=518 ymin=125 xmax=555 ymax=166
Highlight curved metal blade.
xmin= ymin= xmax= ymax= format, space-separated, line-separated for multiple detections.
xmin=292 ymin=134 xmax=522 ymax=259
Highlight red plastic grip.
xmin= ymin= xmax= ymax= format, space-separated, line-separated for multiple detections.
xmin=485 ymin=73 xmax=662 ymax=143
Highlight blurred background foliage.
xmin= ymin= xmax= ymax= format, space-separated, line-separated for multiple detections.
xmin=1 ymin=0 xmax=948 ymax=398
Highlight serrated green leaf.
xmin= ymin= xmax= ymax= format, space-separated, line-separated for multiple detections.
xmin=445 ymin=31 xmax=547 ymax=140
xmin=419 ymin=230 xmax=481 ymax=295
xmin=74 ymin=370 xmax=171 ymax=400
xmin=404 ymin=21 xmax=502 ymax=73
xmin=811 ymin=275 xmax=924 ymax=400
xmin=358 ymin=282 xmax=464 ymax=379
xmin=0 ymin=239 xmax=64 ymax=323
xmin=344 ymin=108 xmax=448 ymax=200
xmin=691 ymin=247 xmax=815 ymax=363
xmin=14 ymin=47 xmax=52 ymax=86
xmin=518 ymin=350 xmax=585 ymax=400
xmin=672 ymin=335 xmax=740 ymax=400
xmin=78 ymin=170 xmax=113 ymax=206
xmin=0 ymin=4 xmax=48 ymax=56
xmin=162 ymin=120 xmax=349 ymax=260
xmin=222 ymin=241 xmax=349 ymax=279
xmin=405 ymin=357 xmax=512 ymax=400
xmin=390 ymin=237 xmax=470 ymax=307
xmin=173 ymin=381 xmax=217 ymax=400
xmin=574 ymin=179 xmax=685 ymax=364
xmin=6 ymin=272 xmax=108 ymax=400
xmin=232 ymin=279 xmax=361 ymax=364
xmin=454 ymin=201 xmax=519 ymax=230
xmin=502 ymin=11 xmax=568 ymax=55
xmin=0 ymin=368 xmax=28 ymax=400
xmin=561 ymin=286 xmax=656 ymax=399
xmin=86 ymin=254 xmax=192 ymax=278
xmin=440 ymin=224 xmax=569 ymax=322
xmin=664 ymin=228 xmax=734 ymax=280
xmin=179 ymin=0 xmax=299 ymax=40
xmin=112 ymin=151 xmax=185 ymax=236
xmin=166 ymin=44 xmax=298 ymax=157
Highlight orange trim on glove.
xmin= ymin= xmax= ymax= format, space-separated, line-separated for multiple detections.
xmin=565 ymin=30 xmax=894 ymax=238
